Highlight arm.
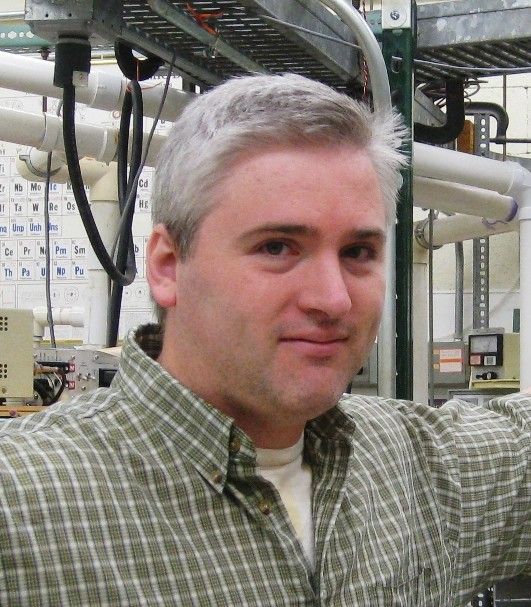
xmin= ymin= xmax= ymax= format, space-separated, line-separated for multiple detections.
xmin=414 ymin=393 xmax=530 ymax=599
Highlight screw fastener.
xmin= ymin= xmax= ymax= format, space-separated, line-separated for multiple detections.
xmin=390 ymin=10 xmax=400 ymax=20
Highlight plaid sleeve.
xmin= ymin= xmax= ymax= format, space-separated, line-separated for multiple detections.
xmin=392 ymin=393 xmax=530 ymax=601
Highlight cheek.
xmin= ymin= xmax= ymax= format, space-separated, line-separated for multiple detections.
xmin=191 ymin=270 xmax=265 ymax=331
xmin=373 ymin=281 xmax=386 ymax=315
xmin=352 ymin=275 xmax=385 ymax=313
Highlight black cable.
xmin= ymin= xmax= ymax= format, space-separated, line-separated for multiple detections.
xmin=43 ymin=151 xmax=56 ymax=347
xmin=117 ymin=88 xmax=132 ymax=209
xmin=62 ymin=82 xmax=136 ymax=286
xmin=49 ymin=368 xmax=67 ymax=404
xmin=104 ymin=52 xmax=176 ymax=345
xmin=41 ymin=49 xmax=57 ymax=348
xmin=54 ymin=38 xmax=133 ymax=281
xmin=127 ymin=82 xmax=144 ymax=199
xmin=33 ymin=368 xmax=67 ymax=405
xmin=115 ymin=40 xmax=163 ymax=81
xmin=33 ymin=379 xmax=53 ymax=405
xmin=41 ymin=91 xmax=56 ymax=348
xmin=107 ymin=80 xmax=143 ymax=346
xmin=414 ymin=79 xmax=465 ymax=144
xmin=111 ymin=55 xmax=176 ymax=247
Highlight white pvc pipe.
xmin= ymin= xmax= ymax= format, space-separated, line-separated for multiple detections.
xmin=0 ymin=108 xmax=48 ymax=148
xmin=0 ymin=50 xmax=193 ymax=121
xmin=414 ymin=143 xmax=523 ymax=195
xmin=85 ymin=202 xmax=119 ymax=347
xmin=413 ymin=177 xmax=517 ymax=221
xmin=85 ymin=166 xmax=120 ymax=347
xmin=33 ymin=306 xmax=85 ymax=342
xmin=33 ymin=306 xmax=85 ymax=328
xmin=0 ymin=107 xmax=164 ymax=167
xmin=415 ymin=213 xmax=518 ymax=248
xmin=16 ymin=150 xmax=123 ymax=187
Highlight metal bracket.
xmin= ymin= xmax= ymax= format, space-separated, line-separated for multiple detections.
xmin=381 ymin=1 xmax=412 ymax=30
xmin=24 ymin=0 xmax=123 ymax=44
xmin=472 ymin=113 xmax=491 ymax=330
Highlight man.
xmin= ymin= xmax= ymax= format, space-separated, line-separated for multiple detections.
xmin=0 ymin=74 xmax=529 ymax=606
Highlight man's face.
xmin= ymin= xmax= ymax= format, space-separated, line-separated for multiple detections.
xmin=153 ymin=144 xmax=387 ymax=446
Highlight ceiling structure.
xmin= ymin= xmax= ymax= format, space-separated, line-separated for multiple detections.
xmin=0 ymin=1 xmax=528 ymax=90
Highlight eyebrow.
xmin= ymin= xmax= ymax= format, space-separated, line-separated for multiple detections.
xmin=237 ymin=223 xmax=387 ymax=243
xmin=238 ymin=224 xmax=316 ymax=242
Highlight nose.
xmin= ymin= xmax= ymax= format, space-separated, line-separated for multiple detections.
xmin=297 ymin=255 xmax=352 ymax=320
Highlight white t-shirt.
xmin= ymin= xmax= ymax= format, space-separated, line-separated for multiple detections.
xmin=256 ymin=435 xmax=314 ymax=568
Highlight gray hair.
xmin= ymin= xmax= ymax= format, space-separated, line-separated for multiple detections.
xmin=151 ymin=73 xmax=406 ymax=320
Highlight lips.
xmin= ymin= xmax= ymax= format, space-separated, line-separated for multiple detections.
xmin=279 ymin=334 xmax=349 ymax=357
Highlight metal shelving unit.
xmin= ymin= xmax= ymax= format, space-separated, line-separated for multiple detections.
xmin=9 ymin=1 xmax=530 ymax=89
xmin=416 ymin=0 xmax=531 ymax=82
xmin=22 ymin=0 xmax=363 ymax=89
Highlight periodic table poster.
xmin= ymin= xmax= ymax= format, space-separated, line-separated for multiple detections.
xmin=0 ymin=63 xmax=179 ymax=341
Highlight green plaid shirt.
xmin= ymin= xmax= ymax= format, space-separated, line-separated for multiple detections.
xmin=0 ymin=325 xmax=529 ymax=606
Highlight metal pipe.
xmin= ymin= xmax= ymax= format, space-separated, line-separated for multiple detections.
xmin=0 ymin=12 xmax=24 ymax=20
xmin=412 ymin=243 xmax=429 ymax=404
xmin=428 ymin=210 xmax=434 ymax=407
xmin=313 ymin=0 xmax=392 ymax=112
xmin=454 ymin=242 xmax=464 ymax=340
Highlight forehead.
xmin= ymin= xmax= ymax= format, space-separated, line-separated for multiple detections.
xmin=209 ymin=143 xmax=386 ymax=232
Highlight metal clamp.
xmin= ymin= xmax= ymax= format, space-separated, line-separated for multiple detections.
xmin=414 ymin=217 xmax=442 ymax=250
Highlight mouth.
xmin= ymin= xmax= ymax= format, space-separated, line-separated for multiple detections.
xmin=279 ymin=336 xmax=349 ymax=358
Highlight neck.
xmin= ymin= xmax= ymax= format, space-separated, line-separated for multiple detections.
xmin=239 ymin=419 xmax=305 ymax=449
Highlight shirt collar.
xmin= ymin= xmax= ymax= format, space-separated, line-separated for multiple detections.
xmin=115 ymin=325 xmax=257 ymax=493
xmin=115 ymin=324 xmax=356 ymax=487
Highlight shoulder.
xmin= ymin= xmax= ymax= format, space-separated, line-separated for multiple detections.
xmin=0 ymin=387 xmax=124 ymax=479
xmin=338 ymin=392 xmax=530 ymax=465
xmin=340 ymin=391 xmax=531 ymax=433
xmin=0 ymin=386 xmax=138 ymax=529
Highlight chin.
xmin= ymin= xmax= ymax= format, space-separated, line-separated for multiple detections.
xmin=285 ymin=385 xmax=344 ymax=421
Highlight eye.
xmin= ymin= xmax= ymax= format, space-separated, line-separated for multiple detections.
xmin=261 ymin=240 xmax=290 ymax=256
xmin=343 ymin=245 xmax=374 ymax=261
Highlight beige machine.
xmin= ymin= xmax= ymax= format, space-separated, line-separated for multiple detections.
xmin=469 ymin=331 xmax=520 ymax=391
xmin=0 ymin=308 xmax=34 ymax=400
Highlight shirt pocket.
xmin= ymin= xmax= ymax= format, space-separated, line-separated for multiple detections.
xmin=371 ymin=567 xmax=434 ymax=607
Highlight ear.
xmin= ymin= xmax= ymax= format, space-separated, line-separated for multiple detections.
xmin=146 ymin=224 xmax=179 ymax=310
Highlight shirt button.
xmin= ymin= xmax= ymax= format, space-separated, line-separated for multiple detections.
xmin=229 ymin=438 xmax=241 ymax=454
xmin=258 ymin=500 xmax=271 ymax=515
xmin=211 ymin=471 xmax=223 ymax=484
